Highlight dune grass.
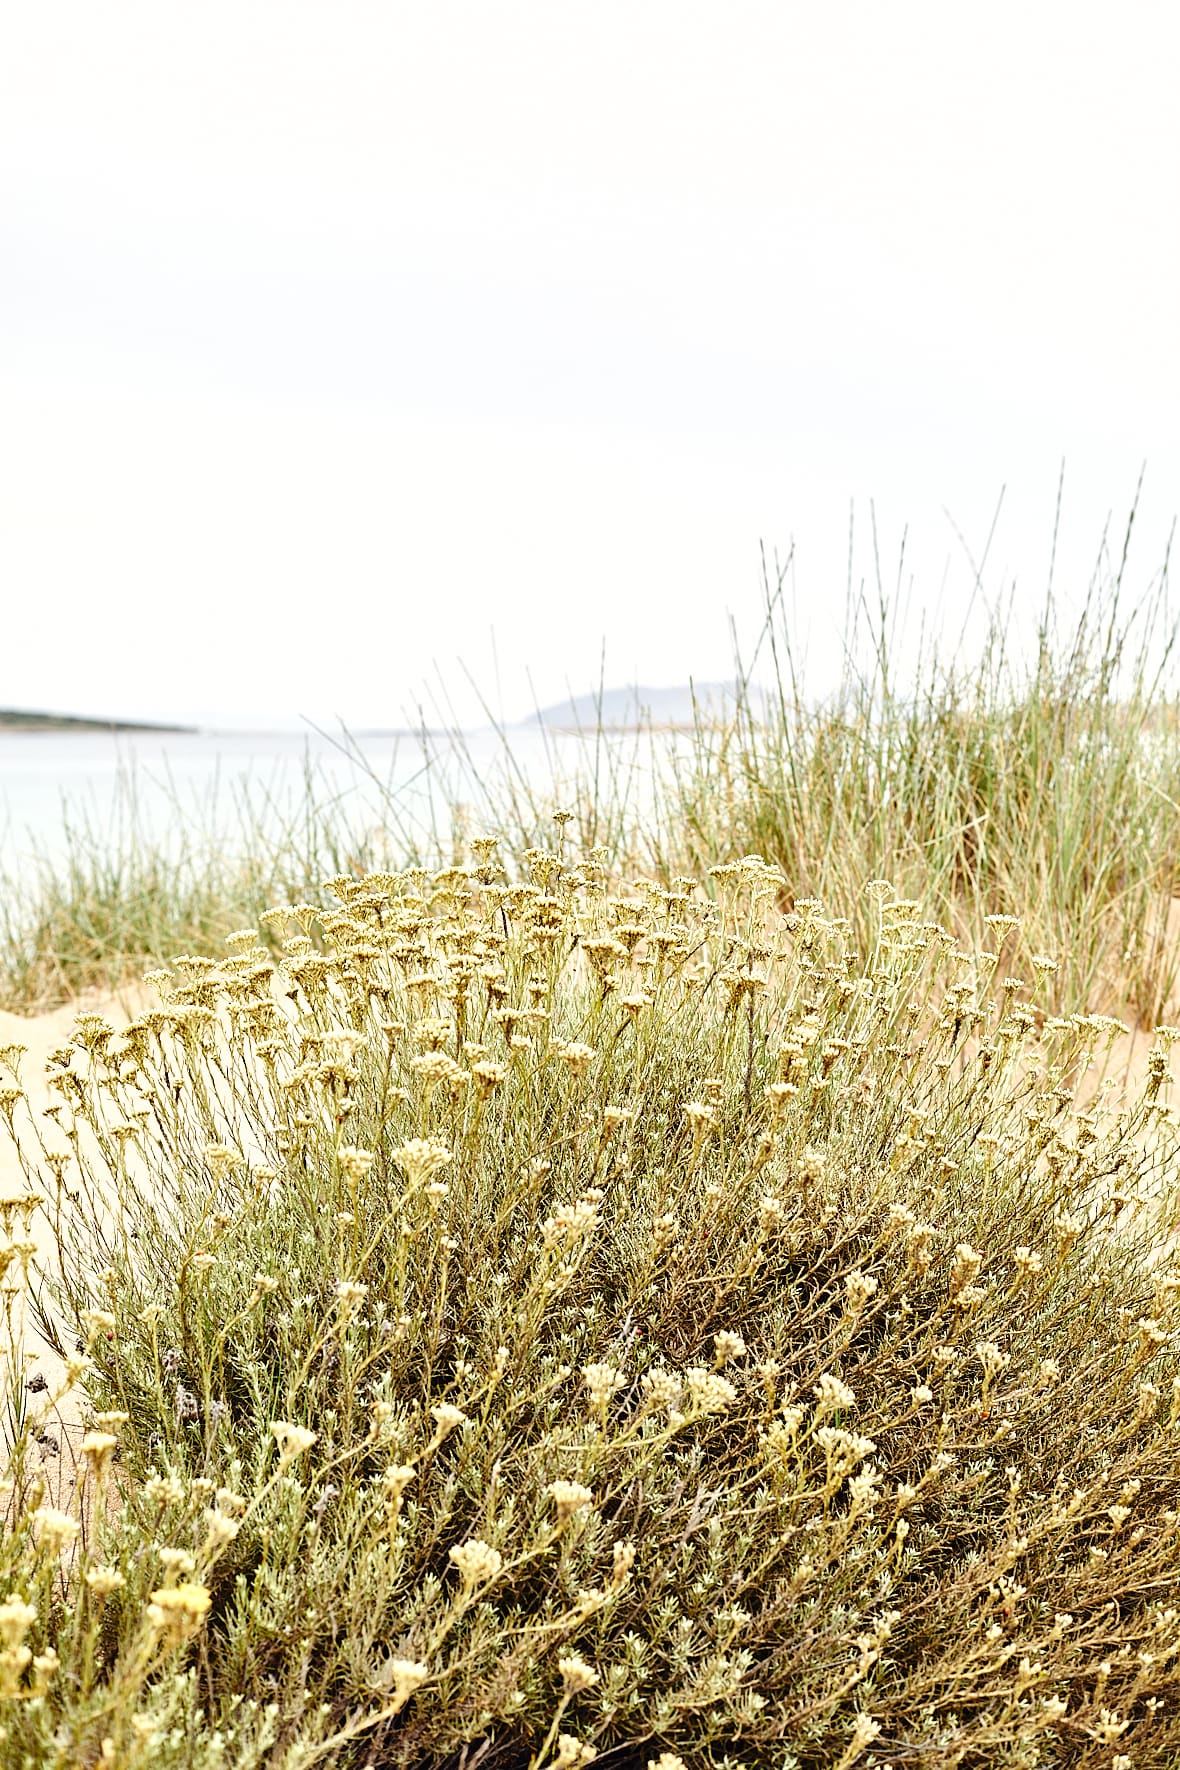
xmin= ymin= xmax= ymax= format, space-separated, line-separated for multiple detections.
xmin=658 ymin=536 xmax=1180 ymax=1025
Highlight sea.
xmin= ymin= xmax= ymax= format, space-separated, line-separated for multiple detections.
xmin=0 ymin=722 xmax=678 ymax=875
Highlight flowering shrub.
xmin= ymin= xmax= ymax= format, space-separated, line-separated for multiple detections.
xmin=3 ymin=849 xmax=1180 ymax=1766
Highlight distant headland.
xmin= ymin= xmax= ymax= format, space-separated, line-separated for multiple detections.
xmin=0 ymin=708 xmax=198 ymax=734
xmin=526 ymin=681 xmax=767 ymax=732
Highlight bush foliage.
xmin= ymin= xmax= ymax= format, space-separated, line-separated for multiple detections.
xmin=3 ymin=849 xmax=1180 ymax=1767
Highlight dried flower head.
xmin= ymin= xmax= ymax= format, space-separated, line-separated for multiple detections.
xmin=549 ymin=1480 xmax=595 ymax=1523
xmin=0 ymin=1594 xmax=37 ymax=1648
xmin=555 ymin=1042 xmax=596 ymax=1076
xmin=335 ymin=1278 xmax=369 ymax=1311
xmin=147 ymin=1582 xmax=212 ymax=1634
xmin=391 ymin=1139 xmax=453 ymax=1185
xmin=448 ymin=1539 xmax=503 ymax=1587
xmin=640 ymin=1368 xmax=681 ymax=1412
xmin=337 ymin=1145 xmax=374 ymax=1182
xmin=84 ymin=1565 xmax=125 ymax=1597
xmin=558 ymin=1654 xmax=599 ymax=1695
xmin=386 ymin=1658 xmax=429 ymax=1704
xmin=610 ymin=1540 xmax=636 ymax=1588
xmin=202 ymin=1508 xmax=240 ymax=1550
xmin=553 ymin=1738 xmax=597 ymax=1768
xmin=79 ymin=1430 xmax=118 ymax=1472
xmin=583 ymin=1363 xmax=625 ymax=1411
xmin=269 ymin=1420 xmax=317 ymax=1463
xmin=844 ymin=1268 xmax=878 ymax=1314
xmin=949 ymin=1243 xmax=984 ymax=1297
xmin=814 ymin=1373 xmax=856 ymax=1416
xmin=684 ymin=1367 xmax=737 ymax=1415
xmin=30 ymin=1508 xmax=81 ymax=1554
xmin=429 ymin=1402 xmax=467 ymax=1441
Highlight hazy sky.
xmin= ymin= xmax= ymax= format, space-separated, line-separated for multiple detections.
xmin=2 ymin=3 xmax=1177 ymax=728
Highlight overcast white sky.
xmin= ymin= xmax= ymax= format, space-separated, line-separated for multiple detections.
xmin=2 ymin=3 xmax=1177 ymax=729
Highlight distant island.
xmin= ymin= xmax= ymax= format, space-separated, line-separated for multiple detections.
xmin=528 ymin=681 xmax=770 ymax=731
xmin=0 ymin=708 xmax=198 ymax=734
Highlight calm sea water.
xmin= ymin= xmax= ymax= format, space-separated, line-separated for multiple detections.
xmin=0 ymin=724 xmax=674 ymax=873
